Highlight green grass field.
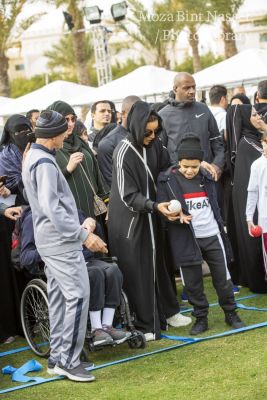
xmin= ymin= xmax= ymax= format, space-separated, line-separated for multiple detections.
xmin=1 ymin=278 xmax=267 ymax=400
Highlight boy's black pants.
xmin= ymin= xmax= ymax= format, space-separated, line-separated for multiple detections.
xmin=180 ymin=234 xmax=236 ymax=319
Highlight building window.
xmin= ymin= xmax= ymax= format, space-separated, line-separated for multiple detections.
xmin=15 ymin=64 xmax=25 ymax=71
xmin=260 ymin=33 xmax=267 ymax=43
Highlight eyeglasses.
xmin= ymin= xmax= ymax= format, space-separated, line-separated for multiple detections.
xmin=65 ymin=116 xmax=77 ymax=123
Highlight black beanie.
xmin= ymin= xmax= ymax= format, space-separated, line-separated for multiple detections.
xmin=47 ymin=100 xmax=76 ymax=117
xmin=177 ymin=133 xmax=204 ymax=161
xmin=35 ymin=110 xmax=68 ymax=138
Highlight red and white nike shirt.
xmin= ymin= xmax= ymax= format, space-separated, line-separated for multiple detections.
xmin=176 ymin=172 xmax=219 ymax=238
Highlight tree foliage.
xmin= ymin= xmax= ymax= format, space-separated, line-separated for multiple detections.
xmin=0 ymin=0 xmax=42 ymax=96
xmin=175 ymin=52 xmax=224 ymax=74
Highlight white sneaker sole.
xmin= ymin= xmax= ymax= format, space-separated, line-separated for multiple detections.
xmin=93 ymin=338 xmax=114 ymax=346
xmin=54 ymin=365 xmax=96 ymax=382
xmin=47 ymin=367 xmax=57 ymax=376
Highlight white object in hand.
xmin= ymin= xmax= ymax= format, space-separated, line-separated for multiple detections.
xmin=168 ymin=199 xmax=181 ymax=213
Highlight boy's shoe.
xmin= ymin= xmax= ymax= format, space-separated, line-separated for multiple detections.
xmin=47 ymin=360 xmax=94 ymax=375
xmin=144 ymin=332 xmax=155 ymax=342
xmin=225 ymin=311 xmax=245 ymax=329
xmin=167 ymin=313 xmax=192 ymax=328
xmin=92 ymin=328 xmax=114 ymax=346
xmin=181 ymin=289 xmax=189 ymax=303
xmin=190 ymin=317 xmax=208 ymax=335
xmin=103 ymin=325 xmax=131 ymax=344
xmin=232 ymin=285 xmax=240 ymax=295
xmin=54 ymin=362 xmax=95 ymax=382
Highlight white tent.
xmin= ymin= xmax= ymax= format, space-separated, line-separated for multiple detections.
xmin=0 ymin=80 xmax=96 ymax=117
xmin=0 ymin=96 xmax=15 ymax=107
xmin=193 ymin=48 xmax=267 ymax=90
xmin=71 ymin=65 xmax=177 ymax=106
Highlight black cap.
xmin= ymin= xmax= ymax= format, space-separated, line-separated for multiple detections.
xmin=35 ymin=110 xmax=68 ymax=138
xmin=177 ymin=133 xmax=204 ymax=161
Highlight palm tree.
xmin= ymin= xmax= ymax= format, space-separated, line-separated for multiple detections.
xmin=44 ymin=33 xmax=94 ymax=82
xmin=0 ymin=0 xmax=33 ymax=96
xmin=167 ymin=0 xmax=212 ymax=72
xmin=119 ymin=0 xmax=182 ymax=68
xmin=53 ymin=0 xmax=91 ymax=85
xmin=211 ymin=0 xmax=245 ymax=58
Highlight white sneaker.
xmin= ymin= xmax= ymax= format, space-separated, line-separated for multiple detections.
xmin=166 ymin=313 xmax=192 ymax=328
xmin=144 ymin=332 xmax=155 ymax=342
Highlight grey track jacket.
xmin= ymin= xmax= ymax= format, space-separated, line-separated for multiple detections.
xmin=22 ymin=143 xmax=88 ymax=257
xmin=159 ymin=99 xmax=225 ymax=168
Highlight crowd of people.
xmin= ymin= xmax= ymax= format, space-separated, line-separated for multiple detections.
xmin=0 ymin=73 xmax=267 ymax=383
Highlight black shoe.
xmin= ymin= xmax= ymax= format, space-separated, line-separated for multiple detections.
xmin=225 ymin=311 xmax=245 ymax=329
xmin=190 ymin=317 xmax=208 ymax=335
xmin=54 ymin=362 xmax=96 ymax=382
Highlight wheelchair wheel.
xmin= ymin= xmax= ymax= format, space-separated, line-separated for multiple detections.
xmin=21 ymin=279 xmax=50 ymax=357
xmin=127 ymin=330 xmax=146 ymax=349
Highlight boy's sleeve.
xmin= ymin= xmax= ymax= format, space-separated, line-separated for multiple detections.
xmin=246 ymin=163 xmax=259 ymax=222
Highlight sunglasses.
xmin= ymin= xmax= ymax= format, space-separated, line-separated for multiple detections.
xmin=251 ymin=111 xmax=267 ymax=123
xmin=65 ymin=116 xmax=77 ymax=123
xmin=144 ymin=129 xmax=159 ymax=138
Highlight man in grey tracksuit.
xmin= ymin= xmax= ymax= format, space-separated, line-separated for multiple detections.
xmin=159 ymin=72 xmax=225 ymax=180
xmin=22 ymin=110 xmax=107 ymax=382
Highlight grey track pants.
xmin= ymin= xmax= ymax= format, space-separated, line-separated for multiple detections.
xmin=180 ymin=234 xmax=236 ymax=319
xmin=42 ymin=250 xmax=89 ymax=369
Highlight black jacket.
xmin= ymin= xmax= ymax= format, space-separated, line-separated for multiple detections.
xmin=157 ymin=167 xmax=233 ymax=267
xmin=97 ymin=125 xmax=128 ymax=188
xmin=159 ymin=99 xmax=225 ymax=168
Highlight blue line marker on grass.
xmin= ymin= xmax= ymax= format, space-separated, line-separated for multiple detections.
xmin=1 ymin=319 xmax=267 ymax=395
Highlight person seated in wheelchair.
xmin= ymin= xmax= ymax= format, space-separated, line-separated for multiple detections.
xmin=19 ymin=206 xmax=130 ymax=347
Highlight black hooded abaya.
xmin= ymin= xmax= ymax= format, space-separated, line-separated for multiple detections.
xmin=108 ymin=101 xmax=180 ymax=338
xmin=226 ymin=104 xmax=267 ymax=293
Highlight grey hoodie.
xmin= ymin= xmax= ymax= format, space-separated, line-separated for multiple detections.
xmin=159 ymin=99 xmax=224 ymax=168
xmin=22 ymin=143 xmax=88 ymax=256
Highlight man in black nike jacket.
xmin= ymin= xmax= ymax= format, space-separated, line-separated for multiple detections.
xmin=159 ymin=72 xmax=224 ymax=179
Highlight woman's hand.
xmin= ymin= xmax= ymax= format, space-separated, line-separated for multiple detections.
xmin=66 ymin=152 xmax=84 ymax=173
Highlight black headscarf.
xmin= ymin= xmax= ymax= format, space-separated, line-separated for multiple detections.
xmin=126 ymin=101 xmax=162 ymax=148
xmin=47 ymin=100 xmax=76 ymax=117
xmin=230 ymin=93 xmax=251 ymax=105
xmin=72 ymin=120 xmax=87 ymax=137
xmin=0 ymin=114 xmax=32 ymax=149
xmin=226 ymin=103 xmax=267 ymax=177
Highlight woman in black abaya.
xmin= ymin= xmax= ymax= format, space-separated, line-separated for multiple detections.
xmin=108 ymin=101 xmax=189 ymax=340
xmin=226 ymin=104 xmax=267 ymax=293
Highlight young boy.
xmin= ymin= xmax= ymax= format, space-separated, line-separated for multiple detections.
xmin=157 ymin=133 xmax=245 ymax=335
xmin=246 ymin=130 xmax=267 ymax=277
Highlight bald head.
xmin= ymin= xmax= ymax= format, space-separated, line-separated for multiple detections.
xmin=122 ymin=95 xmax=141 ymax=114
xmin=173 ymin=72 xmax=196 ymax=103
xmin=121 ymin=95 xmax=141 ymax=127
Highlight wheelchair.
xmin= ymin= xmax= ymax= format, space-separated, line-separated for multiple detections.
xmin=20 ymin=274 xmax=146 ymax=358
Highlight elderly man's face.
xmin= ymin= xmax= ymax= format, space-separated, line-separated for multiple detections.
xmin=174 ymin=76 xmax=196 ymax=103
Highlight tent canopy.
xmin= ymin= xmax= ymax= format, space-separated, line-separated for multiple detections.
xmin=193 ymin=48 xmax=267 ymax=90
xmin=0 ymin=80 xmax=96 ymax=117
xmin=71 ymin=65 xmax=177 ymax=106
